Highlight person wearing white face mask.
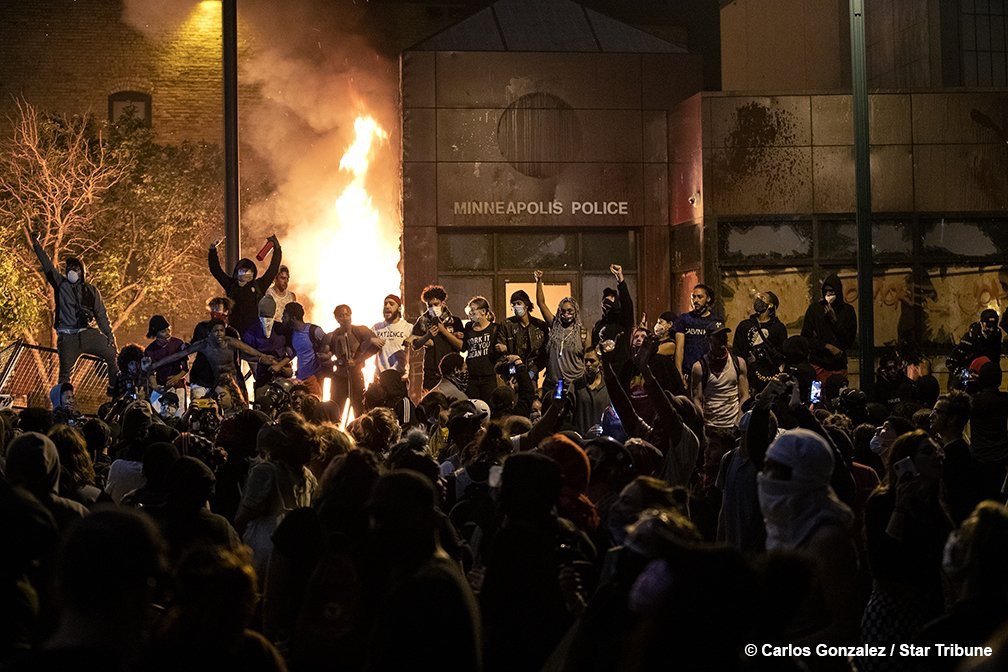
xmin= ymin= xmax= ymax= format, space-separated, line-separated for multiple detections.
xmin=496 ymin=289 xmax=549 ymax=380
xmin=30 ymin=229 xmax=119 ymax=388
xmin=406 ymin=284 xmax=465 ymax=392
xmin=208 ymin=234 xmax=282 ymax=335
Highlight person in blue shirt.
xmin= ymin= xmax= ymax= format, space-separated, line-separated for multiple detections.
xmin=674 ymin=283 xmax=723 ymax=383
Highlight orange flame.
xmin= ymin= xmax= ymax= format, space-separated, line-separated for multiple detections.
xmin=289 ymin=115 xmax=400 ymax=408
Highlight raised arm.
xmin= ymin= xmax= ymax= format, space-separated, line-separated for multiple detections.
xmin=208 ymin=242 xmax=231 ymax=290
xmin=29 ymin=231 xmax=59 ymax=286
xmin=600 ymin=344 xmax=641 ymax=439
xmin=257 ymin=235 xmax=282 ymax=290
xmin=611 ymin=265 xmax=634 ymax=334
xmin=518 ymin=393 xmax=567 ymax=451
xmin=534 ymin=270 xmax=555 ymax=325
xmin=637 ymin=340 xmax=683 ymax=446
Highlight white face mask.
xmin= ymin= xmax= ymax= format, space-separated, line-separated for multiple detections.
xmin=513 ymin=304 xmax=526 ymax=318
xmin=260 ymin=317 xmax=274 ymax=338
xmin=429 ymin=305 xmax=443 ymax=318
xmin=66 ymin=270 xmax=80 ymax=284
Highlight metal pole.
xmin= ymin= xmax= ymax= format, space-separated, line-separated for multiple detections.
xmin=850 ymin=0 xmax=874 ymax=394
xmin=223 ymin=0 xmax=241 ymax=271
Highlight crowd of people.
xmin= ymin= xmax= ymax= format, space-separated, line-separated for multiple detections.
xmin=3 ymin=231 xmax=1008 ymax=671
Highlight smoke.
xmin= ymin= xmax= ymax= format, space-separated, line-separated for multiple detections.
xmin=121 ymin=0 xmax=402 ymax=331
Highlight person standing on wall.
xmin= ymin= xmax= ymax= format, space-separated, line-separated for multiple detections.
xmin=30 ymin=229 xmax=118 ymax=388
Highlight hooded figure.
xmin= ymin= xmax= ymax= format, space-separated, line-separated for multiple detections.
xmin=800 ymin=273 xmax=858 ymax=373
xmin=208 ymin=236 xmax=282 ymax=334
xmin=757 ymin=428 xmax=853 ymax=550
xmin=30 ymin=233 xmax=118 ymax=385
xmin=5 ymin=432 xmax=88 ymax=530
xmin=591 ymin=278 xmax=634 ymax=352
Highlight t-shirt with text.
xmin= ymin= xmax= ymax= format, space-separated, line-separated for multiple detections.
xmin=373 ymin=318 xmax=415 ymax=374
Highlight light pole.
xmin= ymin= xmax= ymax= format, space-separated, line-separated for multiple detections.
xmin=850 ymin=0 xmax=874 ymax=394
xmin=223 ymin=0 xmax=240 ymax=270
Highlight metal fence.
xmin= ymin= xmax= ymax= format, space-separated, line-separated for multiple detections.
xmin=0 ymin=341 xmax=110 ymax=414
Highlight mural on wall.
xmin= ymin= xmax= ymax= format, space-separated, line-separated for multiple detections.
xmin=834 ymin=269 xmax=929 ymax=349
xmin=721 ymin=268 xmax=811 ymax=334
xmin=925 ymin=266 xmax=1007 ymax=345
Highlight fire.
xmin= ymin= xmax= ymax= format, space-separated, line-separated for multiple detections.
xmin=293 ymin=115 xmax=400 ymax=413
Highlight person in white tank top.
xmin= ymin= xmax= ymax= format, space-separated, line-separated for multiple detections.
xmin=691 ymin=326 xmax=750 ymax=489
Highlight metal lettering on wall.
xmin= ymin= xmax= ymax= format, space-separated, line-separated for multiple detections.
xmin=451 ymin=201 xmax=629 ymax=216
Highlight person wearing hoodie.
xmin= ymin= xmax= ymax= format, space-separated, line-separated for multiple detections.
xmin=801 ymin=273 xmax=858 ymax=380
xmin=733 ymin=290 xmax=787 ymax=393
xmin=208 ymin=234 xmax=282 ymax=334
xmin=757 ymin=428 xmax=861 ymax=654
xmin=30 ymin=229 xmax=118 ymax=386
xmin=4 ymin=432 xmax=88 ymax=531
xmin=590 ymin=264 xmax=635 ymax=350
xmin=49 ymin=382 xmax=81 ymax=427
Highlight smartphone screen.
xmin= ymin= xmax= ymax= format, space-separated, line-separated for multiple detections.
xmin=554 ymin=379 xmax=565 ymax=400
xmin=810 ymin=379 xmax=822 ymax=404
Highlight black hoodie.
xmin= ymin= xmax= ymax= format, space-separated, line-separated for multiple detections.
xmin=800 ymin=273 xmax=857 ymax=370
xmin=209 ymin=245 xmax=282 ymax=334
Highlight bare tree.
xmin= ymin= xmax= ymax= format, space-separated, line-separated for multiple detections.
xmin=0 ymin=98 xmax=128 ymax=346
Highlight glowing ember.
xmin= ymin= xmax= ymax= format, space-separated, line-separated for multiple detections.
xmin=290 ymin=115 xmax=400 ymax=411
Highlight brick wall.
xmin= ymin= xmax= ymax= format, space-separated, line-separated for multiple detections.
xmin=0 ymin=0 xmax=225 ymax=143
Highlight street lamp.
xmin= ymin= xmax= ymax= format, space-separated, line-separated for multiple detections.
xmin=222 ymin=0 xmax=240 ymax=271
xmin=850 ymin=0 xmax=874 ymax=394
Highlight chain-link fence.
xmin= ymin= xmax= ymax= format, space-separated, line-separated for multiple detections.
xmin=0 ymin=341 xmax=110 ymax=414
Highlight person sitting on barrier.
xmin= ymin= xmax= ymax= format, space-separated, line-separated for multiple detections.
xmin=144 ymin=315 xmax=188 ymax=414
xmin=148 ymin=320 xmax=276 ymax=401
xmin=30 ymin=229 xmax=118 ymax=390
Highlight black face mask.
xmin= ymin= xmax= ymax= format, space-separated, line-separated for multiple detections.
xmin=753 ymin=299 xmax=768 ymax=315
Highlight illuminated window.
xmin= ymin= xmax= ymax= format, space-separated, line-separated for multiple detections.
xmin=108 ymin=91 xmax=152 ymax=126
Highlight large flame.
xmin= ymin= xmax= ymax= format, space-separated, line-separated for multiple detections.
xmin=298 ymin=115 xmax=400 ymax=409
